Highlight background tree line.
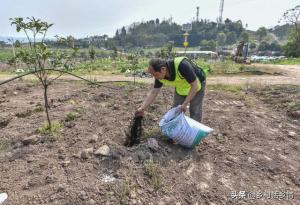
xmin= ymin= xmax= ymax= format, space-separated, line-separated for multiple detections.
xmin=1 ymin=6 xmax=299 ymax=57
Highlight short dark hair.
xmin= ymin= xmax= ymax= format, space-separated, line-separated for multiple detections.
xmin=149 ymin=58 xmax=167 ymax=72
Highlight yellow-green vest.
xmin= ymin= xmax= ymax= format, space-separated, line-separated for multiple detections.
xmin=159 ymin=57 xmax=201 ymax=96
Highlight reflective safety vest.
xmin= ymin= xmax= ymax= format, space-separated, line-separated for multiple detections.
xmin=159 ymin=57 xmax=202 ymax=96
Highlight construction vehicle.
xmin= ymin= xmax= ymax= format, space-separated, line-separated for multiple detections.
xmin=232 ymin=41 xmax=251 ymax=64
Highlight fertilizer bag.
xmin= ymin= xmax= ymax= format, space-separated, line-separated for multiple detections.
xmin=159 ymin=106 xmax=213 ymax=148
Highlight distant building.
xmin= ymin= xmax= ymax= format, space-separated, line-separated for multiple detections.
xmin=175 ymin=50 xmax=217 ymax=59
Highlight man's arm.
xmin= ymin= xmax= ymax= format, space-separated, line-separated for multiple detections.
xmin=181 ymin=80 xmax=199 ymax=112
xmin=178 ymin=59 xmax=199 ymax=112
xmin=136 ymin=87 xmax=161 ymax=116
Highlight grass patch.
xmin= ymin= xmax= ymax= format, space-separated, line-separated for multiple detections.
xmin=286 ymin=102 xmax=300 ymax=113
xmin=75 ymin=107 xmax=87 ymax=114
xmin=73 ymin=57 xmax=148 ymax=76
xmin=65 ymin=112 xmax=78 ymax=122
xmin=144 ymin=160 xmax=164 ymax=190
xmin=208 ymin=84 xmax=243 ymax=93
xmin=207 ymin=60 xmax=241 ymax=75
xmin=262 ymin=58 xmax=300 ymax=65
xmin=110 ymin=181 xmax=131 ymax=205
xmin=33 ymin=105 xmax=44 ymax=113
xmin=0 ymin=48 xmax=14 ymax=61
xmin=38 ymin=121 xmax=63 ymax=136
xmin=24 ymin=78 xmax=40 ymax=86
xmin=0 ymin=140 xmax=10 ymax=153
xmin=143 ymin=126 xmax=164 ymax=140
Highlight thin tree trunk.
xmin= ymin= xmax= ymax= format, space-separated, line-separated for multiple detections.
xmin=43 ymin=84 xmax=51 ymax=129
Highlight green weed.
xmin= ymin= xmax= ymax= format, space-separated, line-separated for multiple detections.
xmin=0 ymin=140 xmax=10 ymax=153
xmin=110 ymin=181 xmax=130 ymax=205
xmin=144 ymin=160 xmax=164 ymax=190
xmin=65 ymin=112 xmax=78 ymax=122
xmin=38 ymin=121 xmax=63 ymax=136
xmin=33 ymin=105 xmax=44 ymax=113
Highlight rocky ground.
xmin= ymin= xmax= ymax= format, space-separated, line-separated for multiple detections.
xmin=0 ymin=81 xmax=299 ymax=205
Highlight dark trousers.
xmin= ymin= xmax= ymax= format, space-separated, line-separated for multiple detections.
xmin=173 ymin=80 xmax=206 ymax=122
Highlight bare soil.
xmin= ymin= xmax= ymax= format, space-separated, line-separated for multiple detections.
xmin=0 ymin=81 xmax=299 ymax=205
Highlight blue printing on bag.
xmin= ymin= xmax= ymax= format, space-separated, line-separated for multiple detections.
xmin=161 ymin=113 xmax=182 ymax=137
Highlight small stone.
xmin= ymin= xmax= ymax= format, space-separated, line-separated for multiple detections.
xmin=130 ymin=190 xmax=137 ymax=199
xmin=81 ymin=148 xmax=93 ymax=160
xmin=163 ymin=196 xmax=174 ymax=204
xmin=45 ymin=175 xmax=57 ymax=184
xmin=89 ymin=134 xmax=98 ymax=143
xmin=158 ymin=201 xmax=165 ymax=205
xmin=288 ymin=110 xmax=300 ymax=118
xmin=147 ymin=138 xmax=160 ymax=152
xmin=62 ymin=160 xmax=71 ymax=167
xmin=196 ymin=182 xmax=209 ymax=191
xmin=88 ymin=199 xmax=96 ymax=205
xmin=131 ymin=199 xmax=137 ymax=204
xmin=12 ymin=142 xmax=22 ymax=149
xmin=288 ymin=131 xmax=297 ymax=138
xmin=94 ymin=145 xmax=110 ymax=156
xmin=78 ymin=191 xmax=88 ymax=200
xmin=57 ymin=184 xmax=65 ymax=192
xmin=137 ymin=151 xmax=149 ymax=161
xmin=22 ymin=135 xmax=40 ymax=145
xmin=65 ymin=122 xmax=76 ymax=128
xmin=58 ymin=148 xmax=64 ymax=154
xmin=58 ymin=154 xmax=66 ymax=160
xmin=147 ymin=187 xmax=154 ymax=193
xmin=136 ymin=189 xmax=143 ymax=195
xmin=26 ymin=156 xmax=35 ymax=163
xmin=13 ymin=91 xmax=18 ymax=95
xmin=112 ymin=104 xmax=119 ymax=110
xmin=0 ymin=193 xmax=8 ymax=203
xmin=86 ymin=147 xmax=94 ymax=154
xmin=165 ymin=147 xmax=172 ymax=153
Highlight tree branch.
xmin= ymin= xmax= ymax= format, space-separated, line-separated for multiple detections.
xmin=0 ymin=69 xmax=133 ymax=90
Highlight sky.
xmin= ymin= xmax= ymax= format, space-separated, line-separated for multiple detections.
xmin=1 ymin=0 xmax=299 ymax=38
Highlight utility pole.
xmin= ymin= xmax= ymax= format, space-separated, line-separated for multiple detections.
xmin=218 ymin=0 xmax=225 ymax=26
xmin=182 ymin=23 xmax=192 ymax=53
xmin=216 ymin=0 xmax=225 ymax=53
xmin=196 ymin=7 xmax=199 ymax=22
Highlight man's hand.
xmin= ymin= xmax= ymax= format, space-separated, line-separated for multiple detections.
xmin=135 ymin=107 xmax=144 ymax=117
xmin=181 ymin=80 xmax=198 ymax=113
xmin=180 ymin=104 xmax=188 ymax=113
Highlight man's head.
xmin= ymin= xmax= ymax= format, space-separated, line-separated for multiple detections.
xmin=148 ymin=58 xmax=168 ymax=80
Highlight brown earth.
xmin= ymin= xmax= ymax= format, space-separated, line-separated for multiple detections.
xmin=0 ymin=81 xmax=299 ymax=205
